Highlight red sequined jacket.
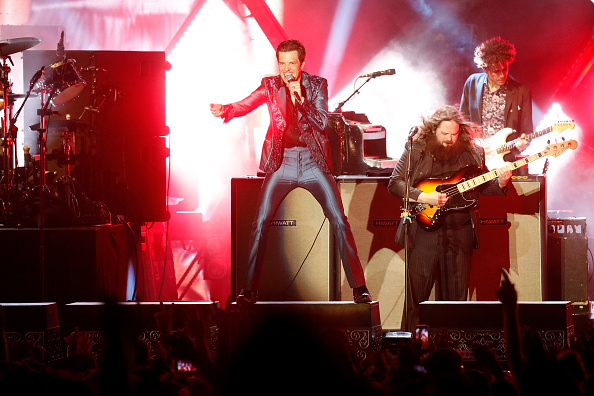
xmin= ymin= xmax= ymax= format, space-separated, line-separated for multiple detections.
xmin=222 ymin=71 xmax=331 ymax=174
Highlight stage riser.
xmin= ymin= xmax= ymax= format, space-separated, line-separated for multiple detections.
xmin=419 ymin=301 xmax=573 ymax=360
xmin=1 ymin=303 xmax=63 ymax=363
xmin=60 ymin=302 xmax=220 ymax=365
xmin=231 ymin=301 xmax=382 ymax=360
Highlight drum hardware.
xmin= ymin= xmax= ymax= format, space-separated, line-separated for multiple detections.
xmin=34 ymin=59 xmax=86 ymax=106
xmin=0 ymin=37 xmax=41 ymax=224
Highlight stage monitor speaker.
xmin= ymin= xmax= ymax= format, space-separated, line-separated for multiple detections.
xmin=469 ymin=176 xmax=547 ymax=301
xmin=337 ymin=177 xmax=406 ymax=330
xmin=547 ymin=218 xmax=588 ymax=304
xmin=231 ymin=177 xmax=336 ymax=302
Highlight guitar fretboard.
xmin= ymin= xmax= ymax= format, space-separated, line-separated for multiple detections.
xmin=496 ymin=121 xmax=574 ymax=154
xmin=496 ymin=126 xmax=554 ymax=154
xmin=456 ymin=143 xmax=574 ymax=193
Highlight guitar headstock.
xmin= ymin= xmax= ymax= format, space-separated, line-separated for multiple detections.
xmin=544 ymin=139 xmax=578 ymax=157
xmin=553 ymin=120 xmax=576 ymax=132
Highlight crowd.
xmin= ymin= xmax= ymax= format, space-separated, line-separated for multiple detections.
xmin=1 ymin=278 xmax=594 ymax=395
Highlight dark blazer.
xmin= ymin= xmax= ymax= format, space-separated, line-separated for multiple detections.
xmin=459 ymin=72 xmax=533 ymax=140
xmin=222 ymin=71 xmax=331 ymax=174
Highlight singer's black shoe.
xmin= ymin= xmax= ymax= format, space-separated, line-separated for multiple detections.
xmin=236 ymin=289 xmax=257 ymax=304
xmin=353 ymin=285 xmax=372 ymax=304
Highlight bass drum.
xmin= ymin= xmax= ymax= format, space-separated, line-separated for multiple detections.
xmin=34 ymin=59 xmax=86 ymax=105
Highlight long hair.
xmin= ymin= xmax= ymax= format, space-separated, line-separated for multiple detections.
xmin=473 ymin=36 xmax=516 ymax=69
xmin=415 ymin=105 xmax=483 ymax=148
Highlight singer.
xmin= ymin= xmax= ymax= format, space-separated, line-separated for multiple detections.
xmin=210 ymin=39 xmax=372 ymax=304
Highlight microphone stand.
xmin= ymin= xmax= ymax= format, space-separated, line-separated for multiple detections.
xmin=332 ymin=76 xmax=374 ymax=113
xmin=400 ymin=129 xmax=418 ymax=332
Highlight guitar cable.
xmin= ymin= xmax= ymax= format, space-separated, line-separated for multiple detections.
xmin=282 ymin=217 xmax=327 ymax=297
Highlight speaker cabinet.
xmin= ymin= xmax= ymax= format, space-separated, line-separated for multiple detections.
xmin=547 ymin=232 xmax=589 ymax=304
xmin=337 ymin=177 xmax=405 ymax=330
xmin=23 ymin=50 xmax=169 ymax=222
xmin=0 ymin=225 xmax=132 ymax=303
xmin=231 ymin=177 xmax=336 ymax=301
xmin=469 ymin=176 xmax=547 ymax=301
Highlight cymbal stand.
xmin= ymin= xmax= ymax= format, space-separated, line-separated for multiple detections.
xmin=0 ymin=55 xmax=15 ymax=214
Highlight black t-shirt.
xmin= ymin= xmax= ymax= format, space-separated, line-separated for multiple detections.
xmin=283 ymin=86 xmax=307 ymax=148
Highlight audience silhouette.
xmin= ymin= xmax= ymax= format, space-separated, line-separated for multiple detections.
xmin=0 ymin=273 xmax=592 ymax=395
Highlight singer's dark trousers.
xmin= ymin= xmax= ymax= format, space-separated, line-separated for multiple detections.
xmin=242 ymin=146 xmax=366 ymax=293
xmin=404 ymin=222 xmax=473 ymax=332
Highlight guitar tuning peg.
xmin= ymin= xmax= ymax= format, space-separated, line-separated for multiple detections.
xmin=561 ymin=136 xmax=565 ymax=141
xmin=547 ymin=140 xmax=551 ymax=145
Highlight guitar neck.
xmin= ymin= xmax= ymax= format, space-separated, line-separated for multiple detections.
xmin=457 ymin=150 xmax=547 ymax=193
xmin=497 ymin=126 xmax=553 ymax=154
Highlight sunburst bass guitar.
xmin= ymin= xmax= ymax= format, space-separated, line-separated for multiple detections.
xmin=478 ymin=120 xmax=575 ymax=170
xmin=410 ymin=140 xmax=577 ymax=231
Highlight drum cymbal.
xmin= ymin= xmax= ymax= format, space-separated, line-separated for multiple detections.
xmin=0 ymin=37 xmax=41 ymax=56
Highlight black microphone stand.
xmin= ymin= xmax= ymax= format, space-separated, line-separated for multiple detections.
xmin=332 ymin=76 xmax=374 ymax=113
xmin=400 ymin=127 xmax=418 ymax=332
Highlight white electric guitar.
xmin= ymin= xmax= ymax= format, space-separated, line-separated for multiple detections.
xmin=478 ymin=120 xmax=575 ymax=169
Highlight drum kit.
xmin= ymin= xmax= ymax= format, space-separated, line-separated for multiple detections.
xmin=0 ymin=36 xmax=89 ymax=226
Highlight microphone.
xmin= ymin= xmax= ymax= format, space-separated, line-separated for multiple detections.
xmin=408 ymin=126 xmax=419 ymax=138
xmin=285 ymin=73 xmax=302 ymax=105
xmin=359 ymin=68 xmax=396 ymax=78
xmin=30 ymin=66 xmax=45 ymax=85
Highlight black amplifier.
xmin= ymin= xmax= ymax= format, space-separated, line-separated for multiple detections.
xmin=547 ymin=217 xmax=587 ymax=238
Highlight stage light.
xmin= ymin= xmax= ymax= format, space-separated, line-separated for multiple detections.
xmin=320 ymin=0 xmax=362 ymax=91
xmin=165 ymin=0 xmax=275 ymax=220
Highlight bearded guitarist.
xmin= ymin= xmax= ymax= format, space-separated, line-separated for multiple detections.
xmin=388 ymin=106 xmax=511 ymax=332
xmin=460 ymin=36 xmax=531 ymax=166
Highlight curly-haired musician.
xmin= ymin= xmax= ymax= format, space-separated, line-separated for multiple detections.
xmin=460 ymin=36 xmax=532 ymax=168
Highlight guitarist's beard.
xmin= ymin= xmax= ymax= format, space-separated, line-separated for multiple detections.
xmin=426 ymin=135 xmax=468 ymax=162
